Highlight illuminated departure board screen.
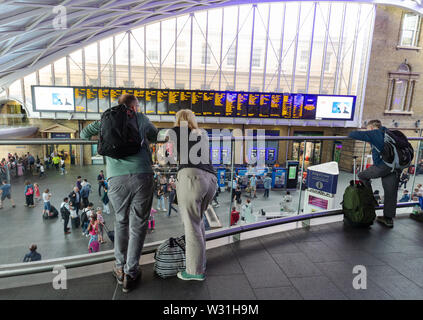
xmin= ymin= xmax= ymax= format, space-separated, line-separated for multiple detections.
xmin=191 ymin=91 xmax=203 ymax=116
xmin=145 ymin=90 xmax=157 ymax=114
xmin=110 ymin=89 xmax=122 ymax=106
xmin=213 ymin=92 xmax=225 ymax=116
xmin=302 ymin=95 xmax=317 ymax=119
xmin=98 ymin=89 xmax=110 ymax=113
xmin=180 ymin=91 xmax=191 ymax=110
xmin=202 ymin=92 xmax=214 ymax=116
xmin=86 ymin=88 xmax=98 ymax=113
xmin=168 ymin=90 xmax=180 ymax=114
xmin=134 ymin=89 xmax=145 ymax=113
xmin=270 ymin=94 xmax=282 ymax=118
xmin=259 ymin=94 xmax=271 ymax=118
xmin=34 ymin=85 xmax=355 ymax=120
xmin=237 ymin=93 xmax=248 ymax=117
xmin=74 ymin=88 xmax=86 ymax=112
xmin=248 ymin=93 xmax=260 ymax=117
xmin=157 ymin=90 xmax=169 ymax=115
xmin=226 ymin=92 xmax=237 ymax=117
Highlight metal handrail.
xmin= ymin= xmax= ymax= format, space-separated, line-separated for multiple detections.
xmin=0 ymin=201 xmax=417 ymax=278
xmin=1 ymin=135 xmax=423 ymax=145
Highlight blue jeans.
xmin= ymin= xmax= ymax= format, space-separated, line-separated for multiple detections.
xmin=107 ymin=173 xmax=154 ymax=279
xmin=157 ymin=196 xmax=166 ymax=210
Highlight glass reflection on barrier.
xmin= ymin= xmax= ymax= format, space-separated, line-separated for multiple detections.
xmin=2 ymin=136 xmax=422 ymax=265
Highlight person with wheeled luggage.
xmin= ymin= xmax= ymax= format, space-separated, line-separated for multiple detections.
xmin=348 ymin=119 xmax=413 ymax=228
xmin=60 ymin=197 xmax=71 ymax=234
xmin=0 ymin=180 xmax=15 ymax=209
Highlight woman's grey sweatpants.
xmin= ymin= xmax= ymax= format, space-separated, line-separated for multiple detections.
xmin=176 ymin=168 xmax=217 ymax=275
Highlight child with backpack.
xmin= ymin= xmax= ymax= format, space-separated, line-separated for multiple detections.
xmin=24 ymin=180 xmax=35 ymax=208
xmin=87 ymin=212 xmax=99 ymax=253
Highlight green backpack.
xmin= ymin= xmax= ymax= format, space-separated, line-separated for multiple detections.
xmin=342 ymin=181 xmax=377 ymax=227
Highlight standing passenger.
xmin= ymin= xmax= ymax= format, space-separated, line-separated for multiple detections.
xmin=164 ymin=109 xmax=217 ymax=281
xmin=81 ymin=93 xmax=158 ymax=293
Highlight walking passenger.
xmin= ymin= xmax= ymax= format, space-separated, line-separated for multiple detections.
xmin=0 ymin=180 xmax=15 ymax=209
xmin=81 ymin=93 xmax=158 ymax=293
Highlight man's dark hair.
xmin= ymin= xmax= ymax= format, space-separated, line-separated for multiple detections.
xmin=30 ymin=244 xmax=37 ymax=252
xmin=367 ymin=119 xmax=382 ymax=129
xmin=118 ymin=94 xmax=138 ymax=107
xmin=77 ymin=176 xmax=81 ymax=179
xmin=88 ymin=202 xmax=94 ymax=207
xmin=63 ymin=197 xmax=69 ymax=202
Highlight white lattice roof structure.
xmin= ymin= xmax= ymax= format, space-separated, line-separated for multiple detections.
xmin=0 ymin=0 xmax=422 ymax=89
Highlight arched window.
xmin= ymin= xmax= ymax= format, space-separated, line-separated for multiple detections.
xmin=385 ymin=62 xmax=419 ymax=114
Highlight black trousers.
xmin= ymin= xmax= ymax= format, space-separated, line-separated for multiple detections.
xmin=25 ymin=195 xmax=34 ymax=206
xmin=264 ymin=189 xmax=270 ymax=198
xmin=63 ymin=214 xmax=70 ymax=232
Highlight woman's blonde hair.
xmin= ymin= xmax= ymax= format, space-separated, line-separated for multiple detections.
xmin=175 ymin=109 xmax=199 ymax=130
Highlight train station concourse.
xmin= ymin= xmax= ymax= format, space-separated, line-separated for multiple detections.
xmin=1 ymin=0 xmax=423 ymax=307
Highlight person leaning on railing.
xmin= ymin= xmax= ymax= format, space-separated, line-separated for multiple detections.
xmin=165 ymin=109 xmax=217 ymax=282
xmin=348 ymin=119 xmax=400 ymax=228
xmin=80 ymin=93 xmax=158 ymax=293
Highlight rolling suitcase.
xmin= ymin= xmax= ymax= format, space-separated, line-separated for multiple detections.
xmin=104 ymin=224 xmax=114 ymax=243
xmin=71 ymin=216 xmax=80 ymax=228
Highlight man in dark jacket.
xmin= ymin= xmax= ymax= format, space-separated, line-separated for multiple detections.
xmin=23 ymin=244 xmax=41 ymax=262
xmin=348 ymin=119 xmax=401 ymax=228
xmin=68 ymin=187 xmax=81 ymax=216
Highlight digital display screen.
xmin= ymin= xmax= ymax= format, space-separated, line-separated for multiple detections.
xmin=270 ymin=94 xmax=282 ymax=118
xmin=134 ymin=89 xmax=145 ymax=113
xmin=225 ymin=92 xmax=237 ymax=117
xmin=248 ymin=93 xmax=260 ymax=117
xmin=315 ymin=95 xmax=355 ymax=120
xmin=145 ymin=90 xmax=157 ymax=114
xmin=98 ymin=88 xmax=110 ymax=113
xmin=168 ymin=90 xmax=180 ymax=115
xmin=288 ymin=166 xmax=297 ymax=179
xmin=180 ymin=91 xmax=191 ymax=110
xmin=213 ymin=92 xmax=225 ymax=116
xmin=202 ymin=92 xmax=214 ymax=116
xmin=259 ymin=94 xmax=271 ymax=118
xmin=74 ymin=88 xmax=86 ymax=112
xmin=237 ymin=93 xmax=248 ymax=117
xmin=86 ymin=88 xmax=98 ymax=113
xmin=191 ymin=91 xmax=203 ymax=116
xmin=157 ymin=90 xmax=169 ymax=115
xmin=33 ymin=86 xmax=75 ymax=112
xmin=110 ymin=89 xmax=122 ymax=106
xmin=32 ymin=86 xmax=356 ymax=120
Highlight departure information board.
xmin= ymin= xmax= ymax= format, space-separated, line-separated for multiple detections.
xmin=33 ymin=85 xmax=356 ymax=120
xmin=168 ymin=90 xmax=180 ymax=114
xmin=214 ymin=92 xmax=225 ymax=116
xmin=202 ymin=92 xmax=214 ymax=116
xmin=74 ymin=88 xmax=86 ymax=112
xmin=145 ymin=90 xmax=157 ymax=114
xmin=157 ymin=90 xmax=168 ymax=115
xmin=237 ymin=93 xmax=248 ymax=117
xmin=248 ymin=93 xmax=260 ymax=117
xmin=191 ymin=91 xmax=203 ymax=116
xmin=86 ymin=88 xmax=98 ymax=113
xmin=98 ymin=89 xmax=110 ymax=113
